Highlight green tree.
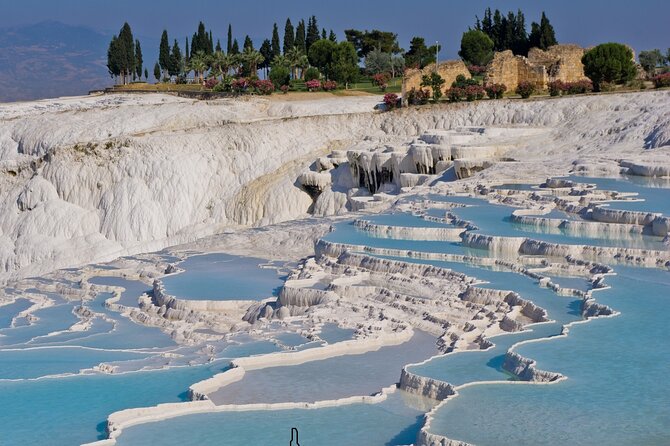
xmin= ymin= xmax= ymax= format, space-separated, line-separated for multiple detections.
xmin=322 ymin=28 xmax=327 ymax=40
xmin=244 ymin=35 xmax=254 ymax=51
xmin=639 ymin=49 xmax=664 ymax=77
xmin=582 ymin=43 xmax=637 ymax=90
xmin=331 ymin=41 xmax=359 ymax=86
xmin=308 ymin=39 xmax=337 ymax=79
xmin=134 ymin=39 xmax=143 ymax=80
xmin=227 ymin=24 xmax=233 ymax=54
xmin=365 ymin=48 xmax=392 ymax=75
xmin=192 ymin=22 xmax=211 ymax=55
xmin=459 ymin=30 xmax=494 ymax=66
xmin=144 ymin=68 xmax=148 ymax=80
xmin=106 ymin=36 xmax=121 ymax=82
xmin=118 ymin=22 xmax=135 ymax=84
xmin=189 ymin=51 xmax=208 ymax=83
xmin=185 ymin=37 xmax=190 ymax=65
xmin=538 ymin=12 xmax=557 ymax=49
xmin=231 ymin=39 xmax=240 ymax=55
xmin=283 ymin=19 xmax=295 ymax=54
xmin=295 ymin=20 xmax=306 ymax=53
xmin=153 ymin=61 xmax=161 ymax=81
xmin=345 ymin=29 xmax=401 ymax=59
xmin=306 ymin=16 xmax=320 ymax=52
xmin=271 ymin=23 xmax=281 ymax=59
xmin=169 ymin=39 xmax=183 ymax=78
xmin=215 ymin=39 xmax=222 ymax=53
xmin=404 ymin=37 xmax=438 ymax=69
xmin=329 ymin=30 xmax=337 ymax=42
xmin=421 ymin=72 xmax=445 ymax=102
xmin=285 ymin=47 xmax=306 ymax=79
xmin=211 ymin=50 xmax=233 ymax=78
xmin=241 ymin=47 xmax=264 ymax=76
xmin=259 ymin=39 xmax=273 ymax=78
xmin=159 ymin=30 xmax=170 ymax=78
xmin=269 ymin=65 xmax=290 ymax=88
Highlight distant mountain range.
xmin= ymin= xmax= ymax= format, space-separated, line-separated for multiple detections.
xmin=0 ymin=21 xmax=116 ymax=102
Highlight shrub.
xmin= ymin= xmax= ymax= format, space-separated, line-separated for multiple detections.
xmin=421 ymin=72 xmax=446 ymax=102
xmin=582 ymin=43 xmax=637 ymax=91
xmin=305 ymin=79 xmax=322 ymax=91
xmin=652 ymin=72 xmax=670 ymax=88
xmin=464 ymin=85 xmax=486 ymax=101
xmin=231 ymin=78 xmax=250 ymax=93
xmin=598 ymin=81 xmax=616 ymax=92
xmin=372 ymin=73 xmax=391 ymax=91
xmin=565 ymin=80 xmax=593 ymax=94
xmin=280 ymin=85 xmax=290 ymax=94
xmin=383 ymin=93 xmax=399 ymax=110
xmin=253 ymin=79 xmax=274 ymax=95
xmin=322 ymin=80 xmax=338 ymax=91
xmin=467 ymin=65 xmax=487 ymax=76
xmin=484 ymin=83 xmax=507 ymax=99
xmin=451 ymin=74 xmax=480 ymax=88
xmin=547 ymin=80 xmax=565 ymax=96
xmin=304 ymin=67 xmax=320 ymax=82
xmin=516 ymin=81 xmax=535 ymax=99
xmin=406 ymin=87 xmax=430 ymax=105
xmin=459 ymin=29 xmax=494 ymax=67
xmin=269 ymin=66 xmax=291 ymax=89
xmin=447 ymin=87 xmax=465 ymax=102
xmin=204 ymin=77 xmax=219 ymax=89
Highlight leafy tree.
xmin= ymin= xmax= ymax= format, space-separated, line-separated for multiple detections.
xmin=421 ymin=72 xmax=445 ymax=102
xmin=365 ymin=48 xmax=392 ymax=75
xmin=283 ymin=19 xmax=295 ymax=54
xmin=271 ymin=23 xmax=281 ymax=59
xmin=295 ymin=20 xmax=306 ymax=53
xmin=134 ymin=39 xmax=143 ymax=80
xmin=227 ymin=24 xmax=233 ymax=54
xmin=269 ymin=65 xmax=290 ymax=88
xmin=153 ymin=62 xmax=161 ymax=81
xmin=259 ymin=39 xmax=273 ymax=78
xmin=308 ymin=39 xmax=337 ymax=79
xmin=529 ymin=12 xmax=557 ymax=50
xmin=306 ymin=16 xmax=320 ymax=52
xmin=331 ymin=41 xmax=359 ymax=86
xmin=639 ymin=49 xmax=664 ymax=77
xmin=242 ymin=47 xmax=264 ymax=76
xmin=169 ymin=39 xmax=183 ymax=78
xmin=189 ymin=51 xmax=208 ymax=83
xmin=345 ymin=29 xmax=401 ymax=59
xmin=159 ymin=30 xmax=170 ymax=77
xmin=211 ymin=50 xmax=233 ymax=78
xmin=459 ymin=30 xmax=494 ymax=66
xmin=304 ymin=66 xmax=320 ymax=81
xmin=582 ymin=43 xmax=637 ymax=90
xmin=285 ymin=47 xmax=306 ymax=79
xmin=404 ymin=37 xmax=438 ymax=69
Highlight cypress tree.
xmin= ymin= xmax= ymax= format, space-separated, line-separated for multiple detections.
xmin=209 ymin=30 xmax=214 ymax=54
xmin=144 ymin=68 xmax=148 ymax=80
xmin=231 ymin=39 xmax=239 ymax=55
xmin=321 ymin=28 xmax=327 ymax=40
xmin=539 ymin=12 xmax=557 ymax=49
xmin=329 ymin=30 xmax=337 ymax=42
xmin=481 ymin=8 xmax=493 ymax=37
xmin=118 ymin=23 xmax=135 ymax=84
xmin=216 ymin=39 xmax=222 ymax=52
xmin=195 ymin=22 xmax=208 ymax=55
xmin=169 ymin=39 xmax=183 ymax=77
xmin=106 ymin=36 xmax=121 ymax=81
xmin=244 ymin=35 xmax=253 ymax=51
xmin=295 ymin=20 xmax=306 ymax=53
xmin=259 ymin=39 xmax=272 ymax=77
xmin=306 ymin=15 xmax=320 ymax=52
xmin=271 ymin=23 xmax=281 ymax=58
xmin=135 ymin=39 xmax=143 ymax=80
xmin=491 ymin=10 xmax=503 ymax=51
xmin=185 ymin=37 xmax=190 ymax=64
xmin=227 ymin=24 xmax=233 ymax=54
xmin=153 ymin=61 xmax=161 ymax=81
xmin=283 ymin=19 xmax=295 ymax=54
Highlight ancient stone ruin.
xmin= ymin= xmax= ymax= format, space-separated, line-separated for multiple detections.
xmin=402 ymin=60 xmax=471 ymax=97
xmin=485 ymin=44 xmax=588 ymax=91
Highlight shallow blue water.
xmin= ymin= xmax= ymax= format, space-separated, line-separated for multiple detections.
xmin=428 ymin=267 xmax=670 ymax=445
xmin=365 ymin=212 xmax=455 ymax=228
xmin=161 ymin=253 xmax=285 ymax=301
xmin=318 ymin=323 xmax=356 ymax=344
xmin=116 ymin=391 xmax=427 ymax=446
xmin=0 ymin=298 xmax=32 ymax=329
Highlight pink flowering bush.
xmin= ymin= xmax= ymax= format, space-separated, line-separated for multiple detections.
xmin=280 ymin=84 xmax=290 ymax=94
xmin=547 ymin=80 xmax=565 ymax=96
xmin=322 ymin=80 xmax=338 ymax=91
xmin=484 ymin=83 xmax=507 ymax=99
xmin=204 ymin=77 xmax=219 ymax=89
xmin=372 ymin=73 xmax=391 ymax=91
xmin=305 ymin=79 xmax=321 ymax=91
xmin=383 ymin=93 xmax=399 ymax=110
xmin=253 ymin=79 xmax=274 ymax=95
xmin=231 ymin=78 xmax=250 ymax=93
xmin=467 ymin=65 xmax=486 ymax=76
xmin=565 ymin=80 xmax=593 ymax=94
xmin=446 ymin=87 xmax=465 ymax=102
xmin=652 ymin=72 xmax=670 ymax=88
xmin=464 ymin=85 xmax=486 ymax=101
xmin=406 ymin=87 xmax=430 ymax=105
xmin=516 ymin=81 xmax=535 ymax=99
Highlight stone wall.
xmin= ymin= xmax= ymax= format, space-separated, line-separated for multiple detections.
xmin=485 ymin=44 xmax=588 ymax=91
xmin=402 ymin=60 xmax=471 ymax=97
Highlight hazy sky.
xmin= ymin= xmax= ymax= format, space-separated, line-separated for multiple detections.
xmin=3 ymin=0 xmax=669 ymax=59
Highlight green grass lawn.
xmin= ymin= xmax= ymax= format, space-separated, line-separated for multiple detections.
xmin=347 ymin=77 xmax=402 ymax=93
